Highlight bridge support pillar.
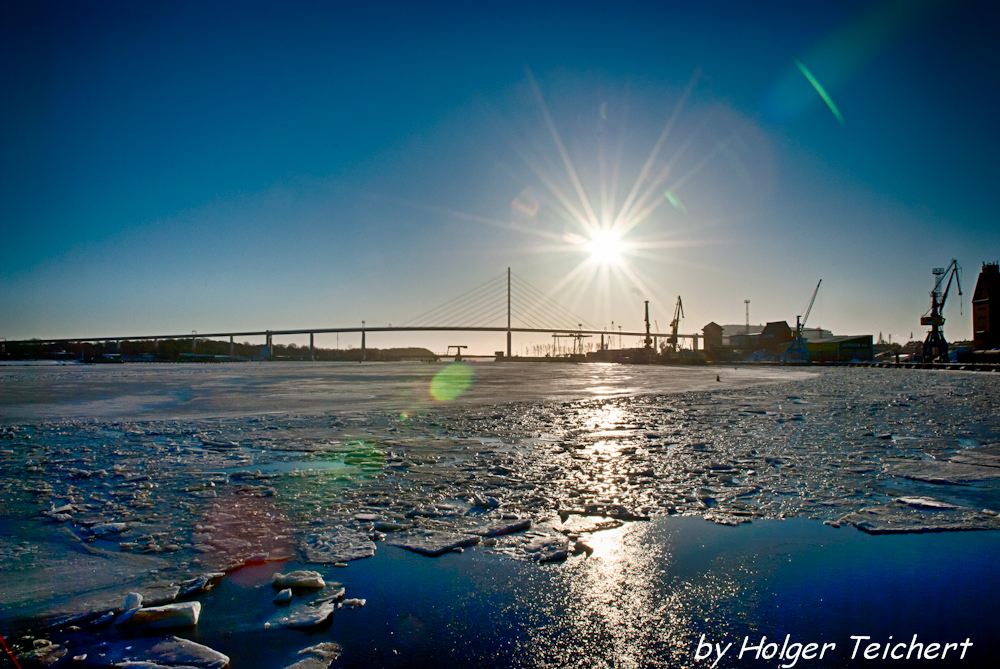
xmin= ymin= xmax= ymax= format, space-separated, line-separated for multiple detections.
xmin=507 ymin=331 xmax=511 ymax=359
xmin=693 ymin=334 xmax=699 ymax=350
xmin=266 ymin=331 xmax=272 ymax=358
xmin=229 ymin=335 xmax=234 ymax=357
xmin=309 ymin=333 xmax=314 ymax=361
xmin=361 ymin=322 xmax=365 ymax=363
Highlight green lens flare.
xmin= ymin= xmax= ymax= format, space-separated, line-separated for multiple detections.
xmin=664 ymin=190 xmax=687 ymax=213
xmin=795 ymin=60 xmax=844 ymax=125
xmin=430 ymin=362 xmax=474 ymax=401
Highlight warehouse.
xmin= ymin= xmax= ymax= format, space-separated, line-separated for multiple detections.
xmin=794 ymin=335 xmax=874 ymax=363
xmin=973 ymin=261 xmax=1000 ymax=350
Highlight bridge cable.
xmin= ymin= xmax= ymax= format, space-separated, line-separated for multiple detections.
xmin=509 ymin=294 xmax=565 ymax=330
xmin=400 ymin=272 xmax=506 ymax=327
xmin=510 ymin=272 xmax=596 ymax=328
xmin=433 ymin=283 xmax=508 ymax=327
xmin=510 ymin=273 xmax=596 ymax=330
xmin=404 ymin=277 xmax=506 ymax=328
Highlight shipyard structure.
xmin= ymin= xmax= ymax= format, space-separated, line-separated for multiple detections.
xmin=567 ymin=322 xmax=870 ymax=365
xmin=698 ymin=322 xmax=872 ymax=364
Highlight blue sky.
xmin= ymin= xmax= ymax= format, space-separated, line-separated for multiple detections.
xmin=2 ymin=1 xmax=998 ymax=352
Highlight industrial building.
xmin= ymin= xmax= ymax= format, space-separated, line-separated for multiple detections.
xmin=703 ymin=319 xmax=872 ymax=364
xmin=759 ymin=321 xmax=793 ymax=351
xmin=791 ymin=335 xmax=874 ymax=363
xmin=973 ymin=261 xmax=1000 ymax=350
xmin=719 ymin=323 xmax=831 ymax=347
xmin=702 ymin=322 xmax=723 ymax=351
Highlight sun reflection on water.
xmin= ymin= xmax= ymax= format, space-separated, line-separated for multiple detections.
xmin=524 ymin=390 xmax=752 ymax=666
xmin=555 ymin=523 xmax=674 ymax=667
xmin=583 ymin=405 xmax=626 ymax=432
xmin=525 ymin=520 xmax=748 ymax=667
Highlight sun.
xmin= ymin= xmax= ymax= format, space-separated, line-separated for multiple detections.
xmin=492 ymin=68 xmax=717 ymax=320
xmin=586 ymin=229 xmax=625 ymax=266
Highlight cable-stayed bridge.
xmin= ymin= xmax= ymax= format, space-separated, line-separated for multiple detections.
xmin=5 ymin=269 xmax=702 ymax=359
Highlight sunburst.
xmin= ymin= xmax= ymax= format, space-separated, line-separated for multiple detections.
xmin=504 ymin=67 xmax=733 ymax=322
xmin=379 ymin=68 xmax=750 ymax=335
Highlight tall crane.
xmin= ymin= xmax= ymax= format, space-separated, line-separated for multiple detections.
xmin=643 ymin=301 xmax=653 ymax=349
xmin=797 ymin=279 xmax=822 ymax=336
xmin=921 ymin=259 xmax=962 ymax=362
xmin=783 ymin=280 xmax=822 ymax=363
xmin=667 ymin=296 xmax=684 ymax=353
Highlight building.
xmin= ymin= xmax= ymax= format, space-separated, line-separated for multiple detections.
xmin=973 ymin=261 xmax=1000 ymax=350
xmin=702 ymin=322 xmax=723 ymax=350
xmin=759 ymin=321 xmax=794 ymax=351
xmin=801 ymin=327 xmax=833 ymax=340
xmin=721 ymin=324 xmax=763 ymax=347
xmin=793 ymin=335 xmax=874 ymax=362
xmin=726 ymin=321 xmax=794 ymax=352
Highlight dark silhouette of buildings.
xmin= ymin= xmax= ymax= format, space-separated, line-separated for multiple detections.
xmin=759 ymin=321 xmax=794 ymax=351
xmin=702 ymin=322 xmax=723 ymax=351
xmin=973 ymin=261 xmax=1000 ymax=350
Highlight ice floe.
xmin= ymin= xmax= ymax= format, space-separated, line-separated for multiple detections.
xmin=124 ymin=602 xmax=201 ymax=629
xmin=272 ymin=570 xmax=325 ymax=589
xmin=387 ymin=529 xmax=481 ymax=556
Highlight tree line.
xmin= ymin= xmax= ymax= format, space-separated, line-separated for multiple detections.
xmin=1 ymin=338 xmax=438 ymax=362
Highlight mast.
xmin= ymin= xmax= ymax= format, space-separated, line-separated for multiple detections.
xmin=644 ymin=300 xmax=652 ymax=348
xmin=506 ymin=267 xmax=512 ymax=358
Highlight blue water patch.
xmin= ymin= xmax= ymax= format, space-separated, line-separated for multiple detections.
xmin=154 ymin=517 xmax=999 ymax=668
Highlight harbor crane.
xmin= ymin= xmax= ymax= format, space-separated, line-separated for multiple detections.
xmin=921 ymin=259 xmax=962 ymax=362
xmin=667 ymin=296 xmax=684 ymax=352
xmin=643 ymin=301 xmax=653 ymax=349
xmin=782 ymin=279 xmax=822 ymax=364
xmin=797 ymin=279 xmax=822 ymax=336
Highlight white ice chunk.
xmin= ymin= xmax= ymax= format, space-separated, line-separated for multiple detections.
xmin=143 ymin=636 xmax=229 ymax=668
xmin=387 ymin=530 xmax=480 ymax=557
xmin=272 ymin=570 xmax=326 ymax=589
xmin=125 ymin=601 xmax=201 ymax=629
xmin=274 ymin=601 xmax=337 ymax=628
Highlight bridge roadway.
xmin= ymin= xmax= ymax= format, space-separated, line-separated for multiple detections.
xmin=6 ymin=325 xmax=701 ymax=347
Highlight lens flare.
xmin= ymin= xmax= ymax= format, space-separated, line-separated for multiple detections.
xmin=664 ymin=190 xmax=687 ymax=213
xmin=429 ymin=362 xmax=474 ymax=401
xmin=795 ymin=60 xmax=844 ymax=125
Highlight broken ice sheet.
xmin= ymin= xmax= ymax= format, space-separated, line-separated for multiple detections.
xmin=268 ymin=587 xmax=345 ymax=628
xmin=386 ymin=530 xmax=481 ymax=556
xmin=3 ymin=364 xmax=1000 ymax=663
xmin=841 ymin=503 xmax=1000 ymax=534
xmin=886 ymin=460 xmax=1000 ymax=485
xmin=301 ymin=528 xmax=376 ymax=563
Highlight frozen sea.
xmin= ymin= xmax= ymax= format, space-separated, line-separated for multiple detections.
xmin=1 ymin=361 xmax=998 ymax=668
